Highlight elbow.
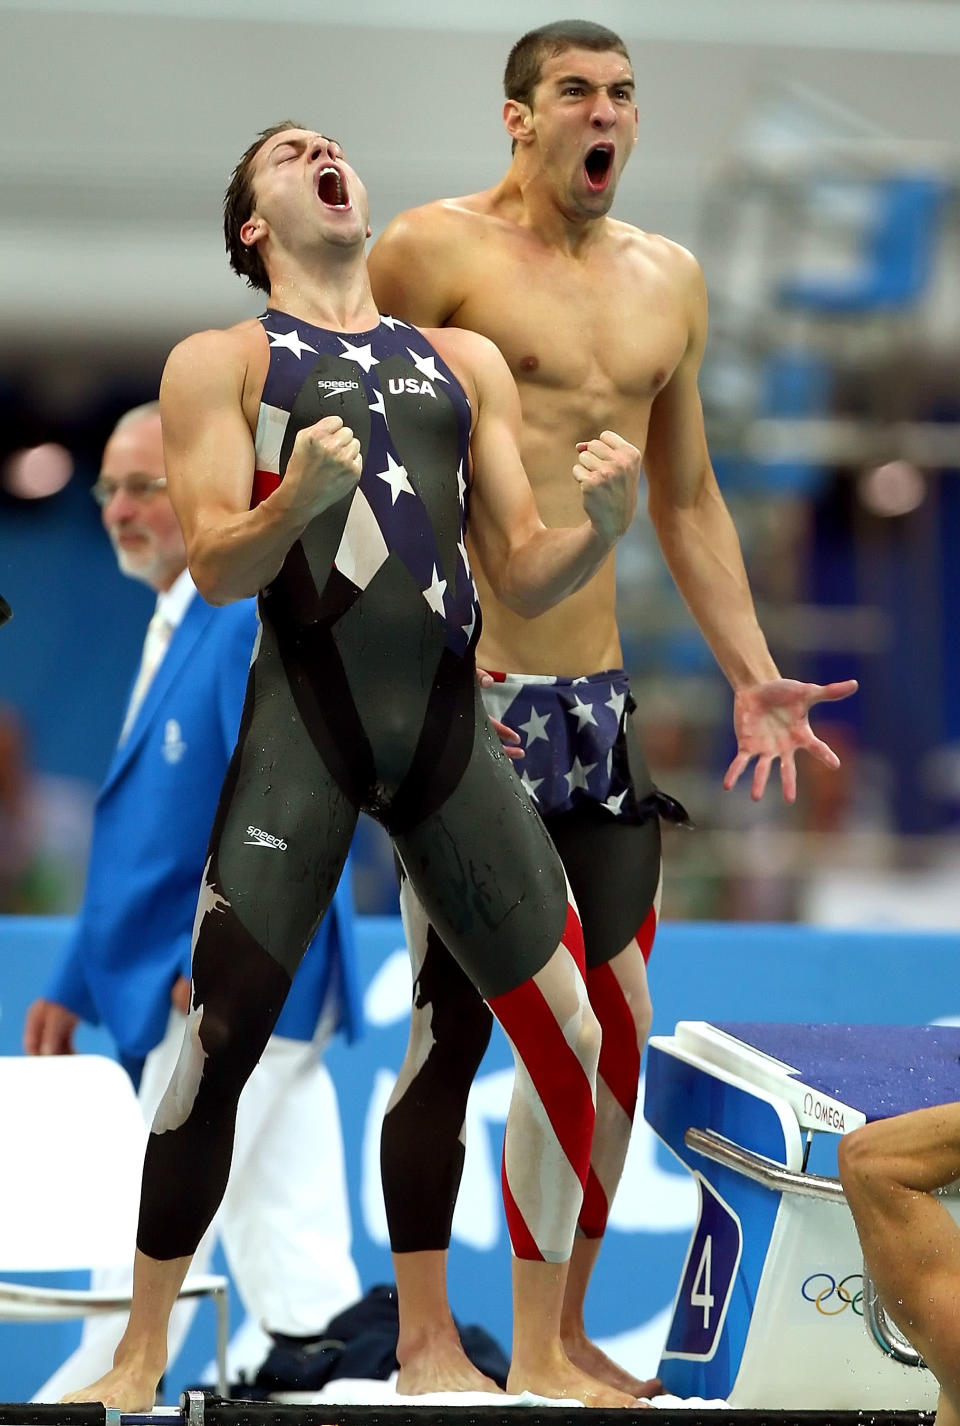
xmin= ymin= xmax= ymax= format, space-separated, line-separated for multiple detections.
xmin=185 ymin=543 xmax=236 ymax=607
xmin=492 ymin=577 xmax=548 ymax=621
xmin=190 ymin=566 xmax=231 ymax=607
xmin=512 ymin=594 xmax=551 ymax=620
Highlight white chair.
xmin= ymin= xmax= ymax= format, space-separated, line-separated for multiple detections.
xmin=0 ymin=1053 xmax=228 ymax=1396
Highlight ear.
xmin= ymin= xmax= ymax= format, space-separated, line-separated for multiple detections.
xmin=503 ymin=99 xmax=534 ymax=147
xmin=366 ymin=224 xmax=372 ymax=239
xmin=240 ymin=215 xmax=266 ymax=249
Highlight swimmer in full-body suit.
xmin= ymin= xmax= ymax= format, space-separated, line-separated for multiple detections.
xmin=368 ymin=18 xmax=859 ymax=1399
xmin=63 ymin=122 xmax=645 ymax=1414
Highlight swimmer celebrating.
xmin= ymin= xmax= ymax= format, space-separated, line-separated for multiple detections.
xmin=369 ymin=18 xmax=858 ymax=1398
xmin=64 ymin=120 xmax=644 ymax=1412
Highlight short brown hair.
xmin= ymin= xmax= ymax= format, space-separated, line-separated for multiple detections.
xmin=504 ymin=20 xmax=630 ymax=108
xmin=223 ymin=120 xmax=307 ymax=294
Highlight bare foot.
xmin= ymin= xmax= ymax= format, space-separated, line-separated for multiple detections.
xmin=508 ymin=1349 xmax=651 ymax=1408
xmin=562 ymin=1328 xmax=663 ymax=1399
xmin=61 ymin=1360 xmax=160 ymax=1413
xmin=396 ymin=1338 xmax=504 ymax=1395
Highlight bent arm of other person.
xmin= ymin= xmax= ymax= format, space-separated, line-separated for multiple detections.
xmin=454 ymin=330 xmax=640 ymax=617
xmin=160 ymin=329 xmax=360 ymax=606
xmin=643 ymin=251 xmax=856 ymax=801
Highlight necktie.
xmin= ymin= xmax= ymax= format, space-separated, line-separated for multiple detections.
xmin=118 ymin=610 xmax=173 ymax=745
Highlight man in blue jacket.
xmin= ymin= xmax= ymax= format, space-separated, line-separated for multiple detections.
xmin=23 ymin=402 xmax=362 ymax=1398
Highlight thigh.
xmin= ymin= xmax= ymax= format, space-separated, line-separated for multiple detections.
xmin=208 ymin=626 xmax=359 ymax=979
xmin=546 ymin=801 xmax=661 ymax=970
xmin=393 ymin=695 xmax=569 ymax=1000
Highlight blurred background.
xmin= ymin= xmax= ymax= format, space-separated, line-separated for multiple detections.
xmin=2 ymin=0 xmax=960 ymax=927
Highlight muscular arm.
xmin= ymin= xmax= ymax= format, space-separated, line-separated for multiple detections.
xmin=643 ymin=253 xmax=779 ymax=691
xmin=644 ymin=251 xmax=856 ymax=801
xmin=160 ymin=329 xmax=360 ymax=605
xmin=453 ymin=331 xmax=639 ymax=618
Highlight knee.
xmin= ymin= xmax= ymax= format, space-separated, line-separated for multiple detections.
xmin=195 ymin=1005 xmax=264 ymax=1088
xmin=632 ymin=984 xmax=653 ymax=1049
xmin=576 ymin=1003 xmax=603 ymax=1084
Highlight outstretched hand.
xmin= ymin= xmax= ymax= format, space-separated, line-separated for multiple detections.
xmin=724 ymin=678 xmax=858 ymax=803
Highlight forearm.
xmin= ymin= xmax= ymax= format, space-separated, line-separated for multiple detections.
xmin=843 ymin=1106 xmax=960 ymax=1197
xmin=497 ymin=520 xmax=614 ymax=619
xmin=186 ymin=494 xmax=309 ymax=605
xmin=651 ymin=487 xmax=779 ymax=689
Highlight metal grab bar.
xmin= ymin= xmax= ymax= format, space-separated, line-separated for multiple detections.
xmin=683 ymin=1127 xmax=927 ymax=1370
xmin=684 ymin=1126 xmax=846 ymax=1201
xmin=862 ymin=1266 xmax=926 ymax=1369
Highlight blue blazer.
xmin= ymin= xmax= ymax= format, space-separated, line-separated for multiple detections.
xmin=45 ymin=592 xmax=361 ymax=1059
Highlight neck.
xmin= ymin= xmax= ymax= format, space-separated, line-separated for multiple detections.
xmin=266 ymin=249 xmax=379 ymax=332
xmin=491 ymin=157 xmax=607 ymax=257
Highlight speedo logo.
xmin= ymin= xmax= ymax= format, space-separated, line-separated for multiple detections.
xmin=245 ymin=825 xmax=288 ymax=850
xmin=388 ymin=377 xmax=436 ymax=399
xmin=318 ymin=379 xmax=360 ymax=398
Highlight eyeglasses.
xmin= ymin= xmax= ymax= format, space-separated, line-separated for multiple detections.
xmin=91 ymin=476 xmax=168 ymax=507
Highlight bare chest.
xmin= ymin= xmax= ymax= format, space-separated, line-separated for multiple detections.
xmin=452 ymin=241 xmax=687 ymax=434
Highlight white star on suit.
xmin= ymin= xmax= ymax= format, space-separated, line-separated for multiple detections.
xmin=602 ymin=790 xmax=628 ymax=815
xmin=264 ymin=328 xmax=317 ymax=359
xmin=462 ymin=605 xmax=477 ymax=642
xmin=606 ymin=686 xmax=626 ymax=721
xmin=374 ymin=453 xmax=414 ymax=504
xmin=570 ymin=694 xmax=598 ymax=730
xmin=369 ymin=388 xmax=386 ymax=419
xmin=423 ymin=565 xmax=448 ymax=617
xmin=379 ymin=315 xmax=409 ymax=331
xmin=456 ymin=460 xmax=467 ymax=503
xmin=564 ymin=756 xmax=596 ymax=795
xmin=518 ymin=707 xmax=551 ymax=745
xmin=457 ymin=535 xmax=470 ymax=570
xmin=339 ymin=338 xmax=379 ymax=372
xmin=407 ymin=348 xmax=449 ymax=384
xmin=519 ymin=771 xmax=544 ymax=802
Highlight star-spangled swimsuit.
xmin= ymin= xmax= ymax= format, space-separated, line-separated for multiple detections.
xmin=137 ymin=310 xmax=595 ymax=1265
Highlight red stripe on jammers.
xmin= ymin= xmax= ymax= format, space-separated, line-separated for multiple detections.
xmin=586 ymin=960 xmax=641 ymax=1122
xmin=635 ymin=901 xmax=658 ymax=964
xmin=251 ymin=469 xmax=281 ymax=508
xmin=488 ymin=975 xmax=595 ymax=1197
xmin=501 ymin=1153 xmax=543 ymax=1261
xmin=578 ymin=1165 xmax=610 ymax=1240
xmin=563 ymin=898 xmax=586 ymax=975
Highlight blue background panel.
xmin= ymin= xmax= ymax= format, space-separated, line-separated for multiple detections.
xmin=0 ymin=917 xmax=958 ymax=1404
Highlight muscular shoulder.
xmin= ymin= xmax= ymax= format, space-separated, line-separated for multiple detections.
xmin=370 ymin=196 xmax=496 ymax=325
xmin=161 ymin=319 xmax=268 ymax=428
xmin=375 ymin=196 xmax=489 ymax=261
xmin=616 ymin=222 xmax=705 ymax=291
xmin=163 ymin=319 xmax=263 ymax=395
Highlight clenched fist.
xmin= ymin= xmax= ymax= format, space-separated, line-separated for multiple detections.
xmin=283 ymin=415 xmax=363 ymax=523
xmin=574 ymin=430 xmax=641 ymax=545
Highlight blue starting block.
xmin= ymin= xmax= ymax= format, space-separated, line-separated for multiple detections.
xmin=644 ymin=1021 xmax=960 ymax=1410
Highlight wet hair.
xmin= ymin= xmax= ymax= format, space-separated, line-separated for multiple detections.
xmin=503 ymin=20 xmax=631 ymax=109
xmin=223 ymin=120 xmax=307 ymax=294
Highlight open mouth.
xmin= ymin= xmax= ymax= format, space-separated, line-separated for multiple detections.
xmin=316 ymin=165 xmax=350 ymax=209
xmin=584 ymin=144 xmax=614 ymax=192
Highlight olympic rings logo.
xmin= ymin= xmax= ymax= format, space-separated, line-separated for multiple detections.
xmin=801 ymin=1272 xmax=864 ymax=1316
